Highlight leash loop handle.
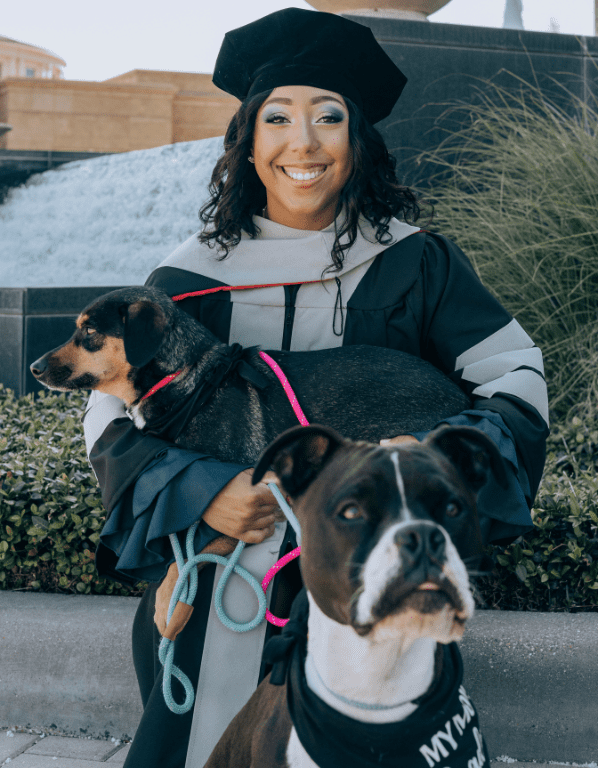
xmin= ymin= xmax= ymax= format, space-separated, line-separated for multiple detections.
xmin=160 ymin=530 xmax=267 ymax=714
xmin=158 ymin=345 xmax=307 ymax=712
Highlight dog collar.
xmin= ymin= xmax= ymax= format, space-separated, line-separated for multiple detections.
xmin=140 ymin=371 xmax=182 ymax=401
xmin=305 ymin=654 xmax=420 ymax=712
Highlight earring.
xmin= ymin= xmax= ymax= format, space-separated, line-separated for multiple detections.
xmin=248 ymin=156 xmax=255 ymax=163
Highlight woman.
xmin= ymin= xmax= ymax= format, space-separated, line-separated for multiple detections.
xmin=84 ymin=8 xmax=549 ymax=768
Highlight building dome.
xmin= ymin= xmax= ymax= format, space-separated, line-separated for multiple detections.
xmin=0 ymin=35 xmax=65 ymax=79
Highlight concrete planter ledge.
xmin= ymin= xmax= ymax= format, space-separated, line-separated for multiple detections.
xmin=0 ymin=591 xmax=596 ymax=762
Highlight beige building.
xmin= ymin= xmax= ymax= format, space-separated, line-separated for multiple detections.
xmin=0 ymin=37 xmax=239 ymax=153
xmin=0 ymin=35 xmax=65 ymax=80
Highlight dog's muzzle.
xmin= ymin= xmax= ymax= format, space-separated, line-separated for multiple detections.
xmin=30 ymin=354 xmax=88 ymax=390
xmin=352 ymin=521 xmax=473 ymax=640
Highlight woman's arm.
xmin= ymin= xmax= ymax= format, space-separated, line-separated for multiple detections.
xmin=414 ymin=232 xmax=549 ymax=503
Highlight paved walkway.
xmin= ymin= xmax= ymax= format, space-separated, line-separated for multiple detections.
xmin=0 ymin=729 xmax=130 ymax=766
xmin=1 ymin=728 xmax=594 ymax=768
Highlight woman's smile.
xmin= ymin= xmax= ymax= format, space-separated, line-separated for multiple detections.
xmin=253 ymin=85 xmax=353 ymax=230
xmin=281 ymin=165 xmax=327 ymax=181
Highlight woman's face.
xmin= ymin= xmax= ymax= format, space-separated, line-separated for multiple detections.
xmin=252 ymin=85 xmax=353 ymax=231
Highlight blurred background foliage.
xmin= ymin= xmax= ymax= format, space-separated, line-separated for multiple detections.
xmin=0 ymin=387 xmax=143 ymax=596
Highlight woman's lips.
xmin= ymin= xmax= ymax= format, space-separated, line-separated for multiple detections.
xmin=281 ymin=165 xmax=327 ymax=181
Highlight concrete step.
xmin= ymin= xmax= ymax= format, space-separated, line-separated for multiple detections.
xmin=0 ymin=728 xmax=130 ymax=766
xmin=1 ymin=591 xmax=597 ymax=763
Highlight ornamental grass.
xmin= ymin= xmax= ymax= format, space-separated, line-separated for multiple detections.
xmin=420 ymin=75 xmax=598 ymax=418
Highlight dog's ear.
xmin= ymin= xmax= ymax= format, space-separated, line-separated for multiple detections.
xmin=253 ymin=424 xmax=345 ymax=498
xmin=424 ymin=425 xmax=509 ymax=494
xmin=122 ymin=300 xmax=169 ymax=368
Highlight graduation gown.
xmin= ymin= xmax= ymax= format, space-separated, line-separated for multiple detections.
xmin=84 ymin=215 xmax=548 ymax=767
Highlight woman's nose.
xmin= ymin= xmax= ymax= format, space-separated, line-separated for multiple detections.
xmin=289 ymin=117 xmax=320 ymax=153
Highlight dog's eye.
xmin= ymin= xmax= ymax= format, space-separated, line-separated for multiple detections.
xmin=445 ymin=502 xmax=461 ymax=518
xmin=85 ymin=327 xmax=96 ymax=335
xmin=339 ymin=505 xmax=362 ymax=521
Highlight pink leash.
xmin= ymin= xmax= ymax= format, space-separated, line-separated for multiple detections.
xmin=258 ymin=351 xmax=310 ymax=427
xmin=258 ymin=351 xmax=307 ymax=626
xmin=170 ymin=284 xmax=312 ymax=627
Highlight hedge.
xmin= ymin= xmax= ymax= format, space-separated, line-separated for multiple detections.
xmin=0 ymin=385 xmax=142 ymax=595
xmin=478 ymin=413 xmax=598 ymax=611
xmin=1 ymin=386 xmax=597 ymax=610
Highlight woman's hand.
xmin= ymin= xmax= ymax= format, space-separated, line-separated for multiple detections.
xmin=202 ymin=468 xmax=283 ymax=544
xmin=380 ymin=435 xmax=419 ymax=446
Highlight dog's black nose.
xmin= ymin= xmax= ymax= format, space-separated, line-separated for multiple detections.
xmin=395 ymin=524 xmax=446 ymax=565
xmin=30 ymin=358 xmax=48 ymax=377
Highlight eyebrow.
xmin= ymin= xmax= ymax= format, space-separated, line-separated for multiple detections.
xmin=262 ymin=95 xmax=346 ymax=108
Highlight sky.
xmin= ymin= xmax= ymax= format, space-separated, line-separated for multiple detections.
xmin=1 ymin=0 xmax=595 ymax=82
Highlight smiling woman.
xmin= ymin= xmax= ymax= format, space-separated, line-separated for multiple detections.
xmin=81 ymin=7 xmax=549 ymax=768
xmin=252 ymin=86 xmax=353 ymax=231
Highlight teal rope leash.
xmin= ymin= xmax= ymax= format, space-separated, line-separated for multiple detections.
xmin=141 ymin=339 xmax=309 ymax=713
xmin=159 ymin=482 xmax=302 ymax=714
xmin=267 ymin=482 xmax=302 ymax=545
xmin=159 ymin=523 xmax=267 ymax=714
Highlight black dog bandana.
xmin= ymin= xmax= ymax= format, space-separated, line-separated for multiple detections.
xmin=265 ymin=591 xmax=490 ymax=768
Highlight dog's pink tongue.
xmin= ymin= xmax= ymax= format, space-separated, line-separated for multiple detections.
xmin=418 ymin=582 xmax=440 ymax=591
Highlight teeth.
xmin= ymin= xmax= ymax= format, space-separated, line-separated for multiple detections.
xmin=284 ymin=167 xmax=326 ymax=181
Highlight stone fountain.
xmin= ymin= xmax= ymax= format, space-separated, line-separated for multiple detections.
xmin=307 ymin=0 xmax=452 ymax=21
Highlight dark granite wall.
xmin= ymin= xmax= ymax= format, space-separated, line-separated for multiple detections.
xmin=348 ymin=17 xmax=598 ymax=182
xmin=3 ymin=20 xmax=597 ymax=394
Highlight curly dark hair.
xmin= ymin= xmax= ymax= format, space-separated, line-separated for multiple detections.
xmin=198 ymin=91 xmax=428 ymax=271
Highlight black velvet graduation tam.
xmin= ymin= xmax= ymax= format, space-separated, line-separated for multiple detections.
xmin=213 ymin=7 xmax=407 ymax=125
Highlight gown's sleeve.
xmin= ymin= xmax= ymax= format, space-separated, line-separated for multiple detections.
xmin=84 ymin=304 xmax=250 ymax=586
xmin=409 ymin=233 xmax=549 ymax=543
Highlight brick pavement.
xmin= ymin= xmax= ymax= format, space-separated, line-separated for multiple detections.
xmin=0 ymin=730 xmax=130 ymax=767
xmin=1 ymin=729 xmax=588 ymax=768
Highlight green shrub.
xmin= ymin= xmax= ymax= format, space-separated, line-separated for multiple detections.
xmin=479 ymin=412 xmax=598 ymax=611
xmin=0 ymin=385 xmax=143 ymax=595
xmin=2 ymin=386 xmax=597 ymax=611
xmin=422 ymin=76 xmax=598 ymax=417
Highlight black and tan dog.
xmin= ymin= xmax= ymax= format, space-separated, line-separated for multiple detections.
xmin=30 ymin=286 xmax=470 ymax=463
xmin=199 ymin=424 xmax=502 ymax=768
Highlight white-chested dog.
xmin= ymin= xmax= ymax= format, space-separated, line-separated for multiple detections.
xmin=202 ymin=424 xmax=503 ymax=768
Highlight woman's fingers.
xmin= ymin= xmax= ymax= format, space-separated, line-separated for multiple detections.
xmin=203 ymin=469 xmax=282 ymax=539
xmin=380 ymin=435 xmax=419 ymax=446
xmin=240 ymin=523 xmax=277 ymax=544
xmin=154 ymin=561 xmax=179 ymax=636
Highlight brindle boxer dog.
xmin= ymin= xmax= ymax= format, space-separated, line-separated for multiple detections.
xmin=202 ymin=424 xmax=502 ymax=768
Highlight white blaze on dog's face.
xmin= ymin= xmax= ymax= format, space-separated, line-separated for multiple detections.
xmin=288 ymin=440 xmax=480 ymax=645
